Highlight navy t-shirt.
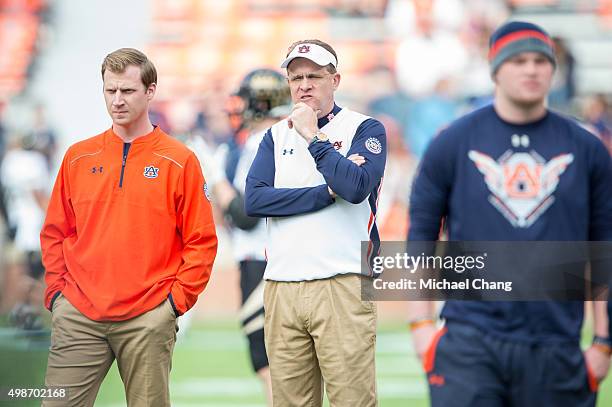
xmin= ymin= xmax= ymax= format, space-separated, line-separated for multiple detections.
xmin=408 ymin=104 xmax=612 ymax=342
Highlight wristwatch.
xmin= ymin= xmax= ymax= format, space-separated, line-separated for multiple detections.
xmin=310 ymin=130 xmax=329 ymax=145
xmin=593 ymin=335 xmax=612 ymax=356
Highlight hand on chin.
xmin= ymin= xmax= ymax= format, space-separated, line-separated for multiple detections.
xmin=300 ymin=98 xmax=317 ymax=111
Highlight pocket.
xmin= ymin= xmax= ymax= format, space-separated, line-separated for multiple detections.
xmin=50 ymin=292 xmax=63 ymax=312
xmin=423 ymin=327 xmax=448 ymax=373
xmin=543 ymin=345 xmax=592 ymax=392
xmin=344 ymin=274 xmax=375 ymax=313
xmin=166 ymin=295 xmax=179 ymax=318
xmin=363 ymin=299 xmax=377 ymax=315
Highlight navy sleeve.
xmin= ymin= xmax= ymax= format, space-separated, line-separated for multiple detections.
xmin=570 ymin=129 xmax=612 ymax=340
xmin=587 ymin=138 xmax=612 ymax=340
xmin=245 ymin=130 xmax=334 ymax=217
xmin=308 ymin=118 xmax=386 ymax=204
xmin=588 ymin=135 xmax=612 ymax=241
xmin=407 ymin=129 xmax=456 ymax=241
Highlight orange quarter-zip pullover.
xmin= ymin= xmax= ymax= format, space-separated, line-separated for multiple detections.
xmin=41 ymin=126 xmax=217 ymax=321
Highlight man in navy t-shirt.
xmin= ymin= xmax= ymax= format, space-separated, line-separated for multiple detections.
xmin=407 ymin=21 xmax=612 ymax=406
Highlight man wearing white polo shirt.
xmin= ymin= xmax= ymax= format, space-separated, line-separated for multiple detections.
xmin=245 ymin=39 xmax=387 ymax=406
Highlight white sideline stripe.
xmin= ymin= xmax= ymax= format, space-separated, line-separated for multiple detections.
xmin=174 ymin=378 xmax=262 ymax=396
xmin=377 ymin=356 xmax=424 ymax=375
xmin=177 ymin=331 xmax=247 ymax=351
xmin=104 ymin=404 xmax=264 ymax=407
xmin=238 ymin=280 xmax=265 ymax=322
xmin=171 ymin=377 xmax=426 ymax=398
xmin=101 ymin=377 xmax=426 ymax=407
xmin=153 ymin=152 xmax=183 ymax=168
xmin=178 ymin=330 xmax=415 ymax=353
xmin=70 ymin=149 xmax=102 ymax=165
xmin=378 ymin=379 xmax=428 ymax=397
xmin=376 ymin=332 xmax=414 ymax=354
xmin=175 ymin=329 xmax=422 ymax=374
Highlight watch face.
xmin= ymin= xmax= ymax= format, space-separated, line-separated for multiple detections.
xmin=318 ymin=132 xmax=328 ymax=141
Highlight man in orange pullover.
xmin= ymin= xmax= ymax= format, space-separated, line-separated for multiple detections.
xmin=40 ymin=48 xmax=217 ymax=406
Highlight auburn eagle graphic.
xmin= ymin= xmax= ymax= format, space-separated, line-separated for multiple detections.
xmin=468 ymin=150 xmax=574 ymax=228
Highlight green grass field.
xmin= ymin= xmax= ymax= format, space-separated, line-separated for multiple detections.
xmin=1 ymin=319 xmax=611 ymax=406
xmin=93 ymin=319 xmax=611 ymax=407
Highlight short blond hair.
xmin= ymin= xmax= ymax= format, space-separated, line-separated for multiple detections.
xmin=101 ymin=48 xmax=157 ymax=88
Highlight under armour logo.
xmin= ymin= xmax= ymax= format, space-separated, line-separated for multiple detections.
xmin=511 ymin=134 xmax=530 ymax=148
xmin=428 ymin=374 xmax=445 ymax=386
xmin=91 ymin=166 xmax=103 ymax=174
xmin=282 ymin=149 xmax=294 ymax=155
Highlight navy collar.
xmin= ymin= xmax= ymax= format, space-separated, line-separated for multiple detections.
xmin=317 ymin=103 xmax=342 ymax=129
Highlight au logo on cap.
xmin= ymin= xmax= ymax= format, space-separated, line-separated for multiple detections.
xmin=298 ymin=45 xmax=310 ymax=53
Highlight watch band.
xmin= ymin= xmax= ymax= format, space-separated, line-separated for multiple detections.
xmin=593 ymin=335 xmax=612 ymax=356
xmin=310 ymin=130 xmax=328 ymax=145
xmin=408 ymin=317 xmax=435 ymax=331
xmin=594 ymin=335 xmax=612 ymax=346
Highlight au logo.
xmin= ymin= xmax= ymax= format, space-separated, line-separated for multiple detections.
xmin=143 ymin=165 xmax=159 ymax=179
xmin=298 ymin=45 xmax=310 ymax=53
xmin=469 ymin=150 xmax=574 ymax=228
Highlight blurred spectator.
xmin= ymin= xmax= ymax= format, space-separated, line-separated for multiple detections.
xmin=376 ymin=115 xmax=417 ymax=240
xmin=406 ymin=78 xmax=460 ymax=157
xmin=165 ymin=98 xmax=200 ymax=140
xmin=460 ymin=16 xmax=496 ymax=101
xmin=390 ymin=1 xmax=467 ymax=156
xmin=0 ymin=103 xmax=7 ymax=298
xmin=215 ymin=93 xmax=252 ymax=185
xmin=582 ymin=94 xmax=612 ymax=154
xmin=0 ymin=102 xmax=5 ymax=158
xmin=463 ymin=0 xmax=509 ymax=24
xmin=549 ymin=36 xmax=576 ymax=112
xmin=0 ymin=130 xmax=49 ymax=329
xmin=365 ymin=65 xmax=412 ymax=145
xmin=326 ymin=0 xmax=388 ymax=17
xmin=193 ymin=76 xmax=235 ymax=145
xmin=393 ymin=0 xmax=468 ymax=98
xmin=28 ymin=103 xmax=57 ymax=169
xmin=385 ymin=0 xmax=465 ymax=37
xmin=148 ymin=101 xmax=171 ymax=133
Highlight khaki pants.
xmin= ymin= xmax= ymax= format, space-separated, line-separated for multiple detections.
xmin=264 ymin=274 xmax=377 ymax=407
xmin=42 ymin=294 xmax=178 ymax=407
